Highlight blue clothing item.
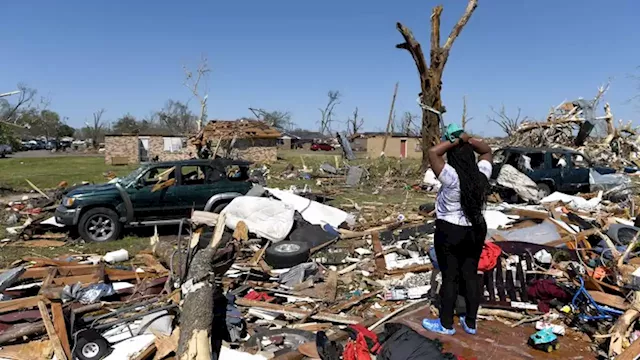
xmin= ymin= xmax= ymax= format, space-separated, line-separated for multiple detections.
xmin=428 ymin=246 xmax=439 ymax=270
xmin=459 ymin=316 xmax=477 ymax=335
xmin=422 ymin=318 xmax=455 ymax=335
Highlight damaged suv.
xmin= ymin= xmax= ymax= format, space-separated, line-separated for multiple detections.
xmin=55 ymin=159 xmax=253 ymax=242
xmin=491 ymin=147 xmax=616 ymax=197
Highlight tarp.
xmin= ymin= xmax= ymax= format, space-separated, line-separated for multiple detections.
xmin=540 ymin=191 xmax=602 ymax=211
xmin=496 ymin=164 xmax=540 ymax=203
xmin=222 ymin=197 xmax=295 ymax=242
xmin=266 ymin=188 xmax=352 ymax=228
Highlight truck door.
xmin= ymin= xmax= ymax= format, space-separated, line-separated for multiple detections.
xmin=127 ymin=165 xmax=179 ymax=220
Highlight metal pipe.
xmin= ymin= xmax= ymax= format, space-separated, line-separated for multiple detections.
xmin=92 ymin=304 xmax=178 ymax=330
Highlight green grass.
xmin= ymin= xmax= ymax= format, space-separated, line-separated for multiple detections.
xmin=0 ymin=157 xmax=137 ymax=191
xmin=0 ymin=235 xmax=150 ymax=268
xmin=0 ymin=152 xmax=433 ymax=266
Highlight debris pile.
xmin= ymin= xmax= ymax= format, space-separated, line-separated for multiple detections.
xmin=501 ymin=86 xmax=640 ymax=171
xmin=2 ymin=179 xmax=640 ymax=359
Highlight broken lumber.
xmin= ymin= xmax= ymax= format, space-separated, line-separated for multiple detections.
xmin=51 ymin=302 xmax=71 ymax=359
xmin=37 ymin=301 xmax=67 ymax=360
xmin=0 ymin=322 xmax=46 ymax=345
xmin=329 ymin=290 xmax=382 ymax=313
xmin=609 ymin=291 xmax=640 ymax=357
xmin=235 ymin=298 xmax=363 ymax=324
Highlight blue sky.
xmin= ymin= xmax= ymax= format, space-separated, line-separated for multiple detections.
xmin=2 ymin=0 xmax=639 ymax=136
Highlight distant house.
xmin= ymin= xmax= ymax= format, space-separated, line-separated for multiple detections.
xmin=192 ymin=120 xmax=281 ymax=163
xmin=105 ymin=133 xmax=195 ymax=165
xmin=350 ymin=132 xmax=421 ymax=159
xmin=278 ymin=132 xmax=301 ymax=150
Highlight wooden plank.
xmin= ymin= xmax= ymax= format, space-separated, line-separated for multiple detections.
xmin=17 ymin=265 xmax=99 ymax=280
xmin=617 ymin=338 xmax=640 ymax=360
xmin=210 ymin=213 xmax=227 ymax=250
xmin=235 ymin=298 xmax=363 ymax=324
xmin=371 ymin=232 xmax=387 ymax=276
xmin=52 ymin=274 xmax=99 ymax=286
xmin=37 ymin=301 xmax=67 ymax=360
xmin=0 ymin=296 xmax=48 ymax=314
xmin=51 ymin=302 xmax=71 ymax=359
xmin=588 ymin=291 xmax=629 ymax=310
xmin=39 ymin=268 xmax=58 ymax=294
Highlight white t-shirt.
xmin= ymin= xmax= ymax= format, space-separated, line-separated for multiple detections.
xmin=435 ymin=160 xmax=492 ymax=226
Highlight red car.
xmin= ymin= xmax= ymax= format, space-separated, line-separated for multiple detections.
xmin=311 ymin=143 xmax=333 ymax=151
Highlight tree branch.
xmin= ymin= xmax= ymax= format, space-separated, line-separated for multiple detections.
xmin=395 ymin=23 xmax=428 ymax=78
xmin=442 ymin=0 xmax=479 ymax=52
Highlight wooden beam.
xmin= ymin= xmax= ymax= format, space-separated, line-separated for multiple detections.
xmin=38 ymin=301 xmax=68 ymax=360
xmin=51 ymin=302 xmax=72 ymax=359
xmin=0 ymin=296 xmax=49 ymax=314
xmin=381 ymin=82 xmax=399 ymax=155
xmin=235 ymin=298 xmax=363 ymax=324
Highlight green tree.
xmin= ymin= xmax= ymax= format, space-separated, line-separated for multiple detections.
xmin=57 ymin=124 xmax=75 ymax=138
xmin=112 ymin=114 xmax=140 ymax=133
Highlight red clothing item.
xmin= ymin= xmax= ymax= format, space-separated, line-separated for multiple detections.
xmin=343 ymin=333 xmax=371 ymax=360
xmin=527 ymin=279 xmax=570 ymax=313
xmin=478 ymin=241 xmax=502 ymax=272
xmin=243 ymin=290 xmax=275 ymax=302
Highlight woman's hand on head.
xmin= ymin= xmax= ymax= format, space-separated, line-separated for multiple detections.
xmin=459 ymin=133 xmax=471 ymax=143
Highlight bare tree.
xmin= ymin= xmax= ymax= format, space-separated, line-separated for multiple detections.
xmin=87 ymin=109 xmax=107 ymax=149
xmin=487 ymin=105 xmax=526 ymax=136
xmin=396 ymin=0 xmax=478 ymax=169
xmin=0 ymin=84 xmax=36 ymax=123
xmin=183 ymin=56 xmax=211 ymax=132
xmin=398 ymin=111 xmax=420 ymax=136
xmin=157 ymin=100 xmax=197 ymax=134
xmin=461 ymin=95 xmax=473 ymax=130
xmin=318 ymin=90 xmax=341 ymax=135
xmin=346 ymin=107 xmax=364 ymax=137
xmin=248 ymin=108 xmax=293 ymax=130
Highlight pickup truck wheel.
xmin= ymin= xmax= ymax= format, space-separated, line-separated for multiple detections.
xmin=78 ymin=207 xmax=122 ymax=242
xmin=536 ymin=183 xmax=552 ymax=198
xmin=212 ymin=202 xmax=229 ymax=214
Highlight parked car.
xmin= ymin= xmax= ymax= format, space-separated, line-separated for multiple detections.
xmin=311 ymin=143 xmax=334 ymax=151
xmin=0 ymin=144 xmax=12 ymax=158
xmin=55 ymin=158 xmax=254 ymax=242
xmin=46 ymin=140 xmax=58 ymax=150
xmin=491 ymin=147 xmax=616 ymax=197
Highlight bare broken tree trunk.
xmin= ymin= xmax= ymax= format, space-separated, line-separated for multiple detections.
xmin=396 ymin=0 xmax=478 ymax=170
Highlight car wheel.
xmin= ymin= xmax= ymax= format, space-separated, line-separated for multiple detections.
xmin=74 ymin=331 xmax=111 ymax=360
xmin=265 ymin=241 xmax=311 ymax=269
xmin=78 ymin=207 xmax=122 ymax=242
xmin=536 ymin=183 xmax=552 ymax=198
xmin=212 ymin=202 xmax=229 ymax=214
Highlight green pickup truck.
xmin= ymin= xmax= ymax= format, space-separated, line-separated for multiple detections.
xmin=55 ymin=158 xmax=253 ymax=242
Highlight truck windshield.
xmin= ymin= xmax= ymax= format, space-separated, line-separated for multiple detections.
xmin=118 ymin=166 xmax=147 ymax=186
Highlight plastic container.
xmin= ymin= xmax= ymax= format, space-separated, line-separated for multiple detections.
xmin=103 ymin=249 xmax=129 ymax=264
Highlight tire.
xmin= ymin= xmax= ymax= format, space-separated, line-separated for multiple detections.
xmin=212 ymin=201 xmax=229 ymax=214
xmin=78 ymin=207 xmax=122 ymax=242
xmin=536 ymin=183 xmax=552 ymax=198
xmin=265 ymin=241 xmax=311 ymax=269
xmin=74 ymin=332 xmax=110 ymax=360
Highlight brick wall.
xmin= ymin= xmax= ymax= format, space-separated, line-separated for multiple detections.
xmin=214 ymin=138 xmax=278 ymax=163
xmin=147 ymin=136 xmax=195 ymax=162
xmin=105 ymin=136 xmax=139 ymax=165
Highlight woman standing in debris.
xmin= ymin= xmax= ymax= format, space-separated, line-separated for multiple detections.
xmin=422 ymin=132 xmax=492 ymax=336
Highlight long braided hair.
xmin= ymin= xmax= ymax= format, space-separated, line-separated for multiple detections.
xmin=446 ymin=142 xmax=490 ymax=227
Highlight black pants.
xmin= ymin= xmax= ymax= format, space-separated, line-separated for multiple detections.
xmin=434 ymin=219 xmax=486 ymax=329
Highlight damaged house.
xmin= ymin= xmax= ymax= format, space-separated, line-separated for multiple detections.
xmin=192 ymin=120 xmax=281 ymax=163
xmin=104 ymin=133 xmax=197 ymax=165
xmin=351 ymin=132 xmax=422 ymax=159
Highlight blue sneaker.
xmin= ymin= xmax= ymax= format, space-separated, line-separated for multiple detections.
xmin=459 ymin=316 xmax=477 ymax=335
xmin=422 ymin=318 xmax=456 ymax=335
